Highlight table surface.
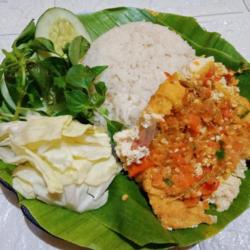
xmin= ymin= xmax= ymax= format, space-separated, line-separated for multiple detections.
xmin=0 ymin=1 xmax=250 ymax=250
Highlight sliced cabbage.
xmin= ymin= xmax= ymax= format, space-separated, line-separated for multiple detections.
xmin=0 ymin=115 xmax=120 ymax=212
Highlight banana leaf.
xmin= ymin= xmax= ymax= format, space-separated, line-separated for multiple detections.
xmin=0 ymin=6 xmax=250 ymax=250
xmin=0 ymin=161 xmax=153 ymax=250
xmin=79 ymin=7 xmax=248 ymax=70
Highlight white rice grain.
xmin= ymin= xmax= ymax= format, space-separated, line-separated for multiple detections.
xmin=84 ymin=22 xmax=195 ymax=126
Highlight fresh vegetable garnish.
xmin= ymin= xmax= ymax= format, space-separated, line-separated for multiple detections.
xmin=128 ymin=157 xmax=152 ymax=177
xmin=106 ymin=119 xmax=124 ymax=140
xmin=0 ymin=20 xmax=123 ymax=138
xmin=164 ymin=178 xmax=173 ymax=186
xmin=0 ymin=115 xmax=120 ymax=212
xmin=216 ymin=141 xmax=225 ymax=160
xmin=216 ymin=149 xmax=225 ymax=160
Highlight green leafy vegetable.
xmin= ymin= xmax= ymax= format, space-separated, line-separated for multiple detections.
xmin=41 ymin=57 xmax=68 ymax=76
xmin=68 ymin=35 xmax=90 ymax=65
xmin=216 ymin=141 xmax=225 ymax=160
xmin=216 ymin=150 xmax=225 ymax=160
xmin=65 ymin=64 xmax=94 ymax=89
xmin=31 ymin=37 xmax=57 ymax=53
xmin=28 ymin=62 xmax=51 ymax=96
xmin=90 ymin=65 xmax=108 ymax=76
xmin=53 ymin=76 xmax=66 ymax=89
xmin=0 ymin=26 xmax=120 ymax=127
xmin=107 ymin=119 xmax=124 ymax=139
xmin=95 ymin=81 xmax=107 ymax=96
xmin=65 ymin=89 xmax=90 ymax=114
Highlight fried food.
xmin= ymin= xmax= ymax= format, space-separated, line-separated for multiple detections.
xmin=116 ymin=57 xmax=250 ymax=229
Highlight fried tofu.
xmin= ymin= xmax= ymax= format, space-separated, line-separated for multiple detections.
xmin=150 ymin=197 xmax=215 ymax=229
xmin=146 ymin=74 xmax=186 ymax=116
xmin=139 ymin=168 xmax=215 ymax=229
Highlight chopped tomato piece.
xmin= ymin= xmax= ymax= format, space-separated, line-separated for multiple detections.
xmin=188 ymin=114 xmax=201 ymax=136
xmin=204 ymin=66 xmax=215 ymax=79
xmin=201 ymin=180 xmax=220 ymax=196
xmin=128 ymin=157 xmax=153 ymax=177
xmin=203 ymin=166 xmax=213 ymax=174
xmin=172 ymin=171 xmax=195 ymax=190
xmin=214 ymin=75 xmax=222 ymax=81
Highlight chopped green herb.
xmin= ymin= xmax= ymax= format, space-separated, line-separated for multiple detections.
xmin=216 ymin=150 xmax=225 ymax=160
xmin=216 ymin=140 xmax=225 ymax=160
xmin=164 ymin=178 xmax=173 ymax=186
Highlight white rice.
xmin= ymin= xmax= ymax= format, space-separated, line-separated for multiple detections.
xmin=84 ymin=21 xmax=195 ymax=126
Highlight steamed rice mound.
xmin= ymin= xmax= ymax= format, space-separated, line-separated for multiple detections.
xmin=84 ymin=22 xmax=195 ymax=126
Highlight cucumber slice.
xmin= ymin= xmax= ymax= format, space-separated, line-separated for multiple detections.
xmin=35 ymin=7 xmax=91 ymax=55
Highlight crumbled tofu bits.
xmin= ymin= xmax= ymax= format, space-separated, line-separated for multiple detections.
xmin=114 ymin=127 xmax=149 ymax=167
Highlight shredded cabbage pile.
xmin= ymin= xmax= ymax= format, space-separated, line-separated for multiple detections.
xmin=0 ymin=115 xmax=120 ymax=212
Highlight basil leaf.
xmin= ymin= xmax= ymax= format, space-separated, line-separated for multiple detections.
xmin=68 ymin=36 xmax=90 ymax=65
xmin=91 ymin=65 xmax=108 ymax=77
xmin=29 ymin=63 xmax=50 ymax=96
xmin=41 ymin=57 xmax=68 ymax=77
xmin=13 ymin=20 xmax=35 ymax=48
xmin=53 ymin=76 xmax=66 ymax=89
xmin=216 ymin=150 xmax=225 ymax=160
xmin=95 ymin=81 xmax=107 ymax=96
xmin=32 ymin=38 xmax=56 ymax=53
xmin=66 ymin=64 xmax=94 ymax=89
xmin=65 ymin=90 xmax=90 ymax=114
xmin=26 ymin=84 xmax=44 ymax=109
xmin=91 ymin=93 xmax=105 ymax=107
xmin=98 ymin=106 xmax=109 ymax=117
xmin=106 ymin=119 xmax=124 ymax=139
xmin=164 ymin=178 xmax=173 ymax=186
